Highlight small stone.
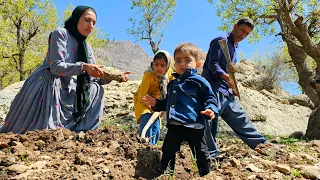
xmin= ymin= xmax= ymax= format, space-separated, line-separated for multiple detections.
xmin=114 ymin=161 xmax=122 ymax=167
xmin=95 ymin=158 xmax=106 ymax=164
xmin=0 ymin=155 xmax=16 ymax=166
xmin=11 ymin=141 xmax=24 ymax=147
xmin=96 ymin=141 xmax=103 ymax=146
xmin=270 ymin=137 xmax=281 ymax=143
xmin=310 ymin=140 xmax=320 ymax=148
xmin=245 ymin=164 xmax=263 ymax=172
xmin=276 ymin=164 xmax=291 ymax=175
xmin=301 ymin=166 xmax=320 ymax=179
xmin=77 ymin=131 xmax=86 ymax=139
xmin=0 ymin=142 xmax=10 ymax=148
xmin=260 ymin=159 xmax=276 ymax=168
xmin=255 ymin=148 xmax=268 ymax=156
xmin=230 ymin=157 xmax=241 ymax=167
xmin=288 ymin=153 xmax=297 ymax=160
xmin=301 ymin=154 xmax=316 ymax=163
xmin=30 ymin=161 xmax=47 ymax=170
xmin=14 ymin=149 xmax=32 ymax=158
xmin=7 ymin=164 xmax=29 ymax=174
xmin=105 ymin=155 xmax=114 ymax=161
xmin=102 ymin=166 xmax=110 ymax=174
xmin=248 ymin=175 xmax=257 ymax=179
xmin=40 ymin=156 xmax=52 ymax=160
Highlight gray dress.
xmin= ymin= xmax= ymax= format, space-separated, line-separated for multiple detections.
xmin=0 ymin=27 xmax=109 ymax=133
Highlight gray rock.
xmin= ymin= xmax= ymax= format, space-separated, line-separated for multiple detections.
xmin=289 ymin=94 xmax=314 ymax=109
xmin=0 ymin=155 xmax=16 ymax=166
xmin=245 ymin=164 xmax=264 ymax=172
xmin=7 ymin=164 xmax=29 ymax=174
xmin=301 ymin=166 xmax=320 ymax=179
xmin=289 ymin=131 xmax=304 ymax=139
xmin=276 ymin=164 xmax=291 ymax=175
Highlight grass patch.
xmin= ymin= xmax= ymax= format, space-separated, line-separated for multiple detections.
xmin=292 ymin=169 xmax=301 ymax=177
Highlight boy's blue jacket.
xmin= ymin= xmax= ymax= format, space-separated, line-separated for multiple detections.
xmin=152 ymin=68 xmax=219 ymax=126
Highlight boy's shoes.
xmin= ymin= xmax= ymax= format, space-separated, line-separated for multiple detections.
xmin=209 ymin=151 xmax=225 ymax=160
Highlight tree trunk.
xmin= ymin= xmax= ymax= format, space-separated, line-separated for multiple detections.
xmin=286 ymin=42 xmax=320 ymax=107
xmin=285 ymin=41 xmax=320 ymax=139
xmin=305 ymin=107 xmax=320 ymax=139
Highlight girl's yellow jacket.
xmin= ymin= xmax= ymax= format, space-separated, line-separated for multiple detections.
xmin=134 ymin=68 xmax=174 ymax=123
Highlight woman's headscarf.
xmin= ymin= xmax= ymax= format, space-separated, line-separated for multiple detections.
xmin=64 ymin=5 xmax=96 ymax=126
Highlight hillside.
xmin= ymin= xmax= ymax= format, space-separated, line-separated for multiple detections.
xmin=95 ymin=41 xmax=152 ymax=80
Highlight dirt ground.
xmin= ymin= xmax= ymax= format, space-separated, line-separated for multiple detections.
xmin=0 ymin=126 xmax=319 ymax=180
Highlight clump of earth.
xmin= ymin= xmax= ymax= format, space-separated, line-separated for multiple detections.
xmin=0 ymin=126 xmax=319 ymax=180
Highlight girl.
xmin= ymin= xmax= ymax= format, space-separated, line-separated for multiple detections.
xmin=134 ymin=51 xmax=173 ymax=145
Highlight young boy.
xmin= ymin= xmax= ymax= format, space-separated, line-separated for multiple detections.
xmin=143 ymin=43 xmax=218 ymax=176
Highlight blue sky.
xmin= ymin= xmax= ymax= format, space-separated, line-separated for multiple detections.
xmin=55 ymin=0 xmax=300 ymax=95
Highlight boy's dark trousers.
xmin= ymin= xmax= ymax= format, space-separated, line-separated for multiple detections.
xmin=161 ymin=124 xmax=211 ymax=176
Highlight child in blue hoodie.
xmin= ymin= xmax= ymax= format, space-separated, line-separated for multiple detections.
xmin=143 ymin=43 xmax=218 ymax=176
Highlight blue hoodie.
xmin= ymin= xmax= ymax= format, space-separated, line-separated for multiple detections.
xmin=152 ymin=68 xmax=218 ymax=128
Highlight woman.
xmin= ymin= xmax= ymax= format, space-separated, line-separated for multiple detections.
xmin=0 ymin=6 xmax=127 ymax=133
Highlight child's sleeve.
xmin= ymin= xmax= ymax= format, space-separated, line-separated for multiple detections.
xmin=166 ymin=68 xmax=175 ymax=81
xmin=48 ymin=29 xmax=84 ymax=76
xmin=136 ymin=73 xmax=151 ymax=104
xmin=152 ymin=98 xmax=167 ymax=112
xmin=152 ymin=79 xmax=173 ymax=112
xmin=201 ymin=80 xmax=219 ymax=114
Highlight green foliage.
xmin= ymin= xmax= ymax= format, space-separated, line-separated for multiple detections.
xmin=292 ymin=169 xmax=301 ymax=177
xmin=127 ymin=0 xmax=176 ymax=54
xmin=0 ymin=1 xmax=110 ymax=89
xmin=251 ymin=49 xmax=297 ymax=90
xmin=189 ymin=148 xmax=198 ymax=174
xmin=208 ymin=0 xmax=319 ymax=43
xmin=0 ymin=0 xmax=57 ymax=87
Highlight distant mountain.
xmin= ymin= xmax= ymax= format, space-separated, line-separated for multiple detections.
xmin=94 ymin=41 xmax=152 ymax=80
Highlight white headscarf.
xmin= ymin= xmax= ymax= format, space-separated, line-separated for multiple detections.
xmin=145 ymin=50 xmax=172 ymax=99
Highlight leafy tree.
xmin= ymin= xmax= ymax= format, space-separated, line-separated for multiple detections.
xmin=127 ymin=0 xmax=176 ymax=54
xmin=0 ymin=0 xmax=57 ymax=83
xmin=209 ymin=0 xmax=320 ymax=139
xmin=251 ymin=50 xmax=295 ymax=91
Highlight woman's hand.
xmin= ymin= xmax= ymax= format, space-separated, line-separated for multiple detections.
xmin=82 ymin=63 xmax=104 ymax=78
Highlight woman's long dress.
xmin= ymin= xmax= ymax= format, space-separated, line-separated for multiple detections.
xmin=0 ymin=27 xmax=108 ymax=133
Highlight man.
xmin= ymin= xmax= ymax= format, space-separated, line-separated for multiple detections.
xmin=201 ymin=17 xmax=268 ymax=158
